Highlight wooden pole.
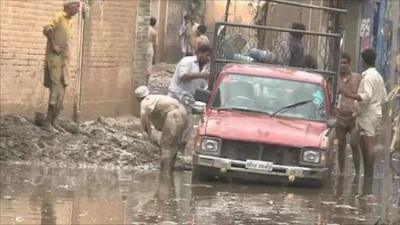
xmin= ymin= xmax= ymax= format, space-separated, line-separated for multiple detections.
xmin=73 ymin=7 xmax=85 ymax=125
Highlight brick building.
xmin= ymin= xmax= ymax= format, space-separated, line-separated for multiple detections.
xmin=0 ymin=0 xmax=186 ymax=120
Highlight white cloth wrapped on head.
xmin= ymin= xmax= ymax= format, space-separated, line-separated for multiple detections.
xmin=64 ymin=0 xmax=80 ymax=6
xmin=134 ymin=86 xmax=150 ymax=98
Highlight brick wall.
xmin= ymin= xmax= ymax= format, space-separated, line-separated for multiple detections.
xmin=0 ymin=0 xmax=80 ymax=117
xmin=130 ymin=0 xmax=150 ymax=116
xmin=0 ymin=0 xmax=155 ymax=120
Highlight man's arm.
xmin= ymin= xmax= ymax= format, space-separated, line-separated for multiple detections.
xmin=177 ymin=63 xmax=208 ymax=81
xmin=43 ymin=13 xmax=66 ymax=55
xmin=140 ymin=108 xmax=152 ymax=138
xmin=340 ymin=77 xmax=372 ymax=102
xmin=341 ymin=92 xmax=363 ymax=101
xmin=181 ymin=72 xmax=209 ymax=81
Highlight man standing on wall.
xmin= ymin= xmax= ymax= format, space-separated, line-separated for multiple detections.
xmin=147 ymin=17 xmax=158 ymax=85
xmin=340 ymin=48 xmax=387 ymax=177
xmin=42 ymin=0 xmax=85 ymax=132
xmin=336 ymin=53 xmax=361 ymax=175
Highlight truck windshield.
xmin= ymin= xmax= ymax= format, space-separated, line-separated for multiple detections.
xmin=212 ymin=74 xmax=326 ymax=121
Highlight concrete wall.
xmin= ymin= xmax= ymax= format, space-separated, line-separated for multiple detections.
xmin=80 ymin=0 xmax=139 ymax=119
xmin=163 ymin=0 xmax=186 ymax=63
xmin=342 ymin=0 xmax=362 ymax=71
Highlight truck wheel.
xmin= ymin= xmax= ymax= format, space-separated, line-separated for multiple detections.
xmin=192 ymin=165 xmax=212 ymax=182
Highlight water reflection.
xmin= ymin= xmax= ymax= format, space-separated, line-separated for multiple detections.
xmin=0 ymin=163 xmax=399 ymax=225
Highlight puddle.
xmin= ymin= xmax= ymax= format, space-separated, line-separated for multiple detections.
xmin=1 ymin=162 xmax=399 ymax=225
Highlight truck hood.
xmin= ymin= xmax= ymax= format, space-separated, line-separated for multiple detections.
xmin=204 ymin=110 xmax=327 ymax=148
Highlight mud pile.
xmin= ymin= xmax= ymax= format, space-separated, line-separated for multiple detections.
xmin=0 ymin=115 xmax=159 ymax=169
xmin=0 ymin=63 xmax=179 ymax=169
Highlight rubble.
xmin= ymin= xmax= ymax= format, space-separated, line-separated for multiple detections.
xmin=0 ymin=114 xmax=159 ymax=169
xmin=148 ymin=63 xmax=175 ymax=95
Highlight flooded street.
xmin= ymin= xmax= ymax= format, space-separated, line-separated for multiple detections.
xmin=1 ymin=158 xmax=399 ymax=225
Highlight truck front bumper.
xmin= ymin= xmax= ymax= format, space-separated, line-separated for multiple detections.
xmin=193 ymin=153 xmax=328 ymax=183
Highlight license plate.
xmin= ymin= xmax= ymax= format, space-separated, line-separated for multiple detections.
xmin=245 ymin=160 xmax=273 ymax=171
xmin=287 ymin=168 xmax=303 ymax=176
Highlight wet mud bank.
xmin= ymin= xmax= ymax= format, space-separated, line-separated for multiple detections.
xmin=0 ymin=114 xmax=159 ymax=169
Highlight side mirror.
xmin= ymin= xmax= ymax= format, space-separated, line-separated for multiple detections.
xmin=194 ymin=89 xmax=211 ymax=103
xmin=326 ymin=118 xmax=337 ymax=128
xmin=192 ymin=101 xmax=206 ymax=115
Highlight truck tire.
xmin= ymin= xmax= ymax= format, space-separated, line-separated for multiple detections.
xmin=192 ymin=165 xmax=212 ymax=183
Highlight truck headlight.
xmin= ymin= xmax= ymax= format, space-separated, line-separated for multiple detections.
xmin=200 ymin=138 xmax=220 ymax=153
xmin=302 ymin=150 xmax=321 ymax=164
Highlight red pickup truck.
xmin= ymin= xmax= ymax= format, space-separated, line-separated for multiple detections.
xmin=192 ymin=64 xmax=335 ymax=187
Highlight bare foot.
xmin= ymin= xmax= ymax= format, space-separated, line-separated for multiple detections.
xmin=43 ymin=125 xmax=58 ymax=134
xmin=52 ymin=123 xmax=66 ymax=133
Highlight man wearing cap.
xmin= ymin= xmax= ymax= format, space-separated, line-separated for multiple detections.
xmin=135 ymin=86 xmax=187 ymax=174
xmin=42 ymin=0 xmax=87 ymax=132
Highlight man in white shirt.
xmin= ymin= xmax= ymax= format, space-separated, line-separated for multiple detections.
xmin=340 ymin=48 xmax=387 ymax=177
xmin=168 ymin=45 xmax=212 ymax=154
xmin=135 ymin=86 xmax=187 ymax=174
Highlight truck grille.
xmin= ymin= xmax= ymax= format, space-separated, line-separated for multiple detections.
xmin=220 ymin=140 xmax=300 ymax=166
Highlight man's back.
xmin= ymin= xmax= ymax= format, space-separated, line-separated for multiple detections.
xmin=289 ymin=37 xmax=305 ymax=67
xmin=196 ymin=35 xmax=210 ymax=50
xmin=141 ymin=95 xmax=186 ymax=131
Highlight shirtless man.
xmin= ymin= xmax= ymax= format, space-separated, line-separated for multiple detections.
xmin=146 ymin=17 xmax=158 ymax=85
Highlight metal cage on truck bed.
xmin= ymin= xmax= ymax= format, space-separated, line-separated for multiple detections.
xmin=210 ymin=22 xmax=343 ymax=108
xmin=209 ymin=1 xmax=347 ymax=108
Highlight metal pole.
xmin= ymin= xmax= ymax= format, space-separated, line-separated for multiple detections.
xmin=216 ymin=22 xmax=342 ymax=38
xmin=380 ymin=0 xmax=399 ymax=224
xmin=263 ymin=0 xmax=347 ymax=13
xmin=224 ymin=0 xmax=231 ymax=22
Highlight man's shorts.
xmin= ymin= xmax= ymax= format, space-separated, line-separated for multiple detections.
xmin=146 ymin=46 xmax=154 ymax=74
xmin=356 ymin=115 xmax=381 ymax=137
xmin=47 ymin=57 xmax=69 ymax=106
xmin=336 ymin=111 xmax=356 ymax=133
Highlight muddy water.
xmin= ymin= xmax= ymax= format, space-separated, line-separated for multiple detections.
xmin=1 ymin=162 xmax=399 ymax=225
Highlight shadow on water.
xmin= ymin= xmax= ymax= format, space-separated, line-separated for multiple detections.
xmin=0 ymin=163 xmax=399 ymax=225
